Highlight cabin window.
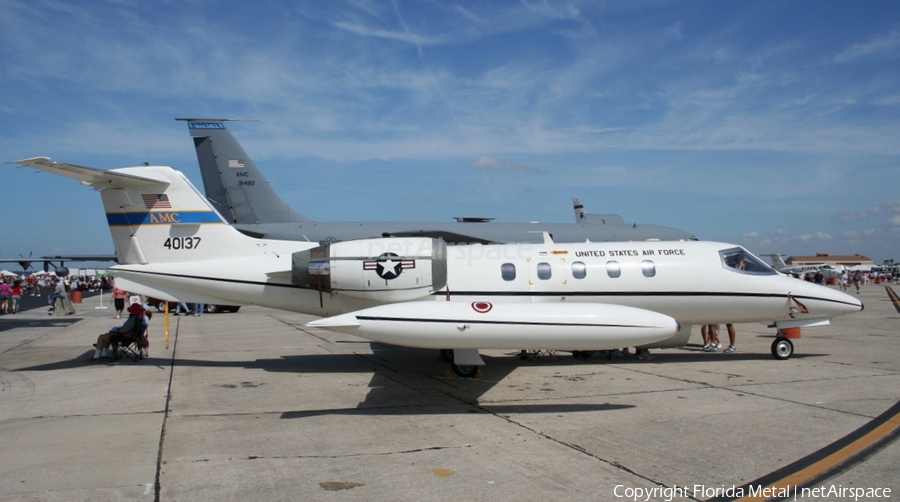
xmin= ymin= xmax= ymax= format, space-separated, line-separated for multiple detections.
xmin=641 ymin=260 xmax=656 ymax=277
xmin=501 ymin=263 xmax=516 ymax=281
xmin=537 ymin=262 xmax=552 ymax=280
xmin=572 ymin=261 xmax=587 ymax=279
xmin=606 ymin=261 xmax=621 ymax=278
xmin=719 ymin=247 xmax=777 ymax=275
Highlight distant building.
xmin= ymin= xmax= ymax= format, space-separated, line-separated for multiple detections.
xmin=786 ymin=253 xmax=873 ymax=268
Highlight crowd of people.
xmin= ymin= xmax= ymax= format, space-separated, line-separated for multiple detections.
xmin=833 ymin=269 xmax=896 ymax=293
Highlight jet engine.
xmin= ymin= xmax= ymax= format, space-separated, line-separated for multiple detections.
xmin=292 ymin=237 xmax=447 ymax=302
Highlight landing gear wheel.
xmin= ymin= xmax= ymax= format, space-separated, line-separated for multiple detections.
xmin=440 ymin=349 xmax=454 ymax=362
xmin=771 ymin=337 xmax=794 ymax=360
xmin=451 ymin=364 xmax=479 ymax=378
xmin=572 ymin=350 xmax=594 ymax=360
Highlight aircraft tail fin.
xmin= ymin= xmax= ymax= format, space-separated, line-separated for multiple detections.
xmin=573 ymin=197 xmax=586 ymax=223
xmin=763 ymin=254 xmax=789 ymax=270
xmin=572 ymin=197 xmax=625 ymax=225
xmin=13 ymin=157 xmax=302 ymax=266
xmin=176 ymin=118 xmax=310 ymax=224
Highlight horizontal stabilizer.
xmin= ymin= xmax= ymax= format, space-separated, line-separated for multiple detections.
xmin=14 ymin=157 xmax=169 ymax=189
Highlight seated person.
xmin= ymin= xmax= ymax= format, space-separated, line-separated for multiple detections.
xmin=86 ymin=303 xmax=149 ymax=362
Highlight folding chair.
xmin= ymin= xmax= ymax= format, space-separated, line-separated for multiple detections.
xmin=111 ymin=323 xmax=147 ymax=362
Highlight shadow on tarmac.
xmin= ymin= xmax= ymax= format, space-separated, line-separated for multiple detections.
xmin=0 ymin=318 xmax=80 ymax=332
xmin=279 ymin=402 xmax=635 ymax=419
xmin=14 ymin=346 xmax=831 ymax=373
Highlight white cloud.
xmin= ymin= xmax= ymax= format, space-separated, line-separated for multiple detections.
xmin=874 ymin=94 xmax=900 ymax=106
xmin=833 ymin=200 xmax=900 ymax=224
xmin=656 ymin=22 xmax=683 ymax=47
xmin=834 ymin=31 xmax=900 ymax=63
xmin=471 ymin=155 xmax=545 ymax=174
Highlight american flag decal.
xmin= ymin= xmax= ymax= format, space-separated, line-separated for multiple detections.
xmin=228 ymin=159 xmax=245 ymax=168
xmin=142 ymin=194 xmax=171 ymax=209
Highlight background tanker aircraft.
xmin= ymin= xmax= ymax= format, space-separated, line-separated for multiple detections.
xmin=12 ymin=157 xmax=862 ymax=376
xmin=0 ymin=254 xmax=116 ymax=275
xmin=177 ymin=118 xmax=697 ymax=244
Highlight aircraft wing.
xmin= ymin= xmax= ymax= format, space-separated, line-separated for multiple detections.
xmin=386 ymin=230 xmax=497 ymax=245
xmin=39 ymin=254 xmax=118 ymax=263
xmin=13 ymin=157 xmax=169 ymax=189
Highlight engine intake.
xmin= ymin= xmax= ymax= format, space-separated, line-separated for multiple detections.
xmin=292 ymin=238 xmax=447 ymax=302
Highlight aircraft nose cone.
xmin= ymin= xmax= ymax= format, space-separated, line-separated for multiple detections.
xmin=796 ymin=282 xmax=863 ymax=317
xmin=835 ymin=289 xmax=864 ymax=314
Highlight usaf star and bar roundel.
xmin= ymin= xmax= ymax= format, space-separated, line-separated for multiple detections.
xmin=363 ymin=252 xmax=415 ymax=280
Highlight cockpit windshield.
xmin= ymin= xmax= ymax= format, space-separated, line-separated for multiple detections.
xmin=719 ymin=247 xmax=777 ymax=275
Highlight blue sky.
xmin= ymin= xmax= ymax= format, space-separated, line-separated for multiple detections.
xmin=2 ymin=0 xmax=899 ymax=268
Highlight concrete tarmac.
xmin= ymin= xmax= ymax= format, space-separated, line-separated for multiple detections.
xmin=0 ymin=285 xmax=898 ymax=501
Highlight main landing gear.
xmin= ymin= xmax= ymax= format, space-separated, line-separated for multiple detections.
xmin=439 ymin=349 xmax=483 ymax=378
xmin=450 ymin=364 xmax=479 ymax=378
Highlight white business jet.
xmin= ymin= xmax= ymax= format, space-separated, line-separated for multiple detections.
xmin=13 ymin=158 xmax=863 ymax=376
xmin=763 ymin=254 xmax=846 ymax=279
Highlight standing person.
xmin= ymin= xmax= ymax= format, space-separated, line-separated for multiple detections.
xmin=113 ymin=286 xmax=128 ymax=319
xmin=10 ymin=280 xmax=23 ymax=314
xmin=0 ymin=279 xmax=10 ymax=314
xmin=724 ymin=324 xmax=737 ymax=353
xmin=174 ymin=301 xmax=190 ymax=315
xmin=813 ymin=270 xmax=824 ymax=285
xmin=703 ymin=324 xmax=721 ymax=351
xmin=194 ymin=302 xmax=205 ymax=317
xmin=838 ymin=271 xmax=848 ymax=292
xmin=852 ymin=271 xmax=863 ymax=294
